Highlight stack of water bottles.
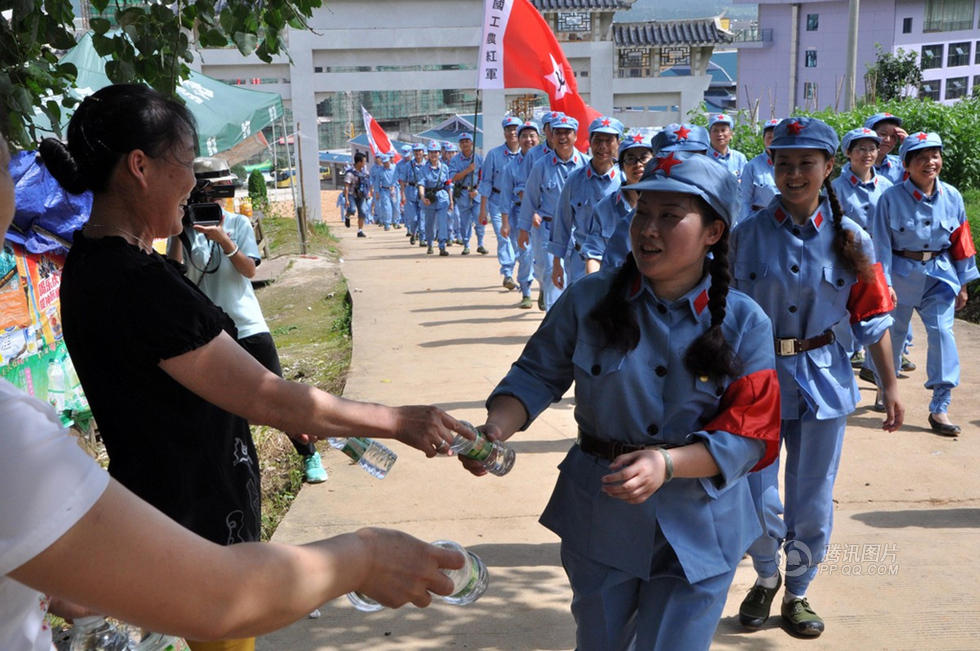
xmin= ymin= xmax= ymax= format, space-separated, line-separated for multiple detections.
xmin=68 ymin=616 xmax=188 ymax=650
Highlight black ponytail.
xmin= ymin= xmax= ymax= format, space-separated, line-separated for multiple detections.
xmin=824 ymin=176 xmax=872 ymax=279
xmin=588 ymin=253 xmax=640 ymax=352
xmin=683 ymin=227 xmax=742 ymax=382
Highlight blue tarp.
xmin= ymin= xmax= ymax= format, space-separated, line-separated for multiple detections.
xmin=9 ymin=151 xmax=91 ymax=255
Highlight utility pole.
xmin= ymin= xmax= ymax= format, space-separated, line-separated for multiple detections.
xmin=844 ymin=0 xmax=860 ymax=110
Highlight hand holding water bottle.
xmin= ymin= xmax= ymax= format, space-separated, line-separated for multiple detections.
xmin=456 ymin=421 xmax=515 ymax=477
xmin=390 ymin=405 xmax=475 ymax=457
xmin=348 ymin=528 xmax=464 ymax=609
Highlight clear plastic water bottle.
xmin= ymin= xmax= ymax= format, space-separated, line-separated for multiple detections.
xmin=450 ymin=421 xmax=516 ymax=476
xmin=327 ymin=437 xmax=397 ymax=479
xmin=347 ymin=540 xmax=489 ymax=611
xmin=69 ymin=616 xmax=133 ymax=651
xmin=46 ymin=357 xmax=66 ymax=413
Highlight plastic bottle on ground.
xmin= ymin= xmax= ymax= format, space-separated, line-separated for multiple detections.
xmin=450 ymin=421 xmax=516 ymax=476
xmin=327 ymin=437 xmax=397 ymax=479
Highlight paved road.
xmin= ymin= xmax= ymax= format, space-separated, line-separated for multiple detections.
xmin=261 ymin=224 xmax=980 ymax=650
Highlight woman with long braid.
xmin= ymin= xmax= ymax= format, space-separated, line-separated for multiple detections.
xmin=466 ymin=153 xmax=781 ymax=650
xmin=732 ymin=117 xmax=903 ymax=638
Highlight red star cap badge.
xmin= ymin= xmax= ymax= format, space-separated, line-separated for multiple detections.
xmin=916 ymin=132 xmax=928 ymax=141
xmin=863 ymin=128 xmax=872 ymax=133
xmin=601 ymin=118 xmax=611 ymax=126
xmin=561 ymin=117 xmax=568 ymax=124
xmin=675 ymin=125 xmax=691 ymax=140
xmin=884 ymin=112 xmax=893 ymax=116
xmin=632 ymin=134 xmax=644 ymax=143
xmin=654 ymin=152 xmax=683 ymax=176
xmin=787 ymin=121 xmax=804 ymax=135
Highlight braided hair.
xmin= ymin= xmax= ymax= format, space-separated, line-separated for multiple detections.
xmin=588 ymin=199 xmax=741 ymax=381
xmin=683 ymin=226 xmax=741 ymax=381
xmin=823 ymin=174 xmax=872 ymax=279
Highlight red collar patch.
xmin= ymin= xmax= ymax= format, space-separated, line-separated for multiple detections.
xmin=693 ymin=289 xmax=709 ymax=315
xmin=814 ymin=211 xmax=824 ymax=228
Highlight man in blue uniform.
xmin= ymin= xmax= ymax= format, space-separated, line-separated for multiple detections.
xmin=442 ymin=141 xmax=461 ymax=245
xmin=449 ymin=132 xmax=484 ymax=256
xmin=550 ymin=115 xmax=620 ymax=290
xmin=707 ymin=113 xmax=748 ymax=181
xmin=478 ymin=116 xmax=523 ymax=286
xmin=517 ymin=115 xmax=587 ymax=310
xmin=399 ymin=143 xmax=426 ymax=245
xmin=418 ymin=141 xmax=454 ymax=255
xmin=374 ymin=154 xmax=398 ymax=231
xmin=739 ymin=118 xmax=780 ymax=224
xmin=499 ymin=120 xmax=541 ymax=308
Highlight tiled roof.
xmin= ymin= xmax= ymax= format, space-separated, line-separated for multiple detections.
xmin=614 ymin=17 xmax=734 ymax=46
xmin=533 ymin=0 xmax=636 ymax=11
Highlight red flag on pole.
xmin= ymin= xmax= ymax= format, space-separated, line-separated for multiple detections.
xmin=361 ymin=106 xmax=401 ymax=162
xmin=477 ymin=0 xmax=600 ymax=150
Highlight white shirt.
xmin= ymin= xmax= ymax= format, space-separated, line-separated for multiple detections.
xmin=0 ymin=380 xmax=110 ymax=650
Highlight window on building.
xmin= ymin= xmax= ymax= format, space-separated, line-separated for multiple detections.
xmin=660 ymin=46 xmax=689 ymax=68
xmin=919 ymin=80 xmax=941 ymax=100
xmin=618 ymin=47 xmax=651 ymax=77
xmin=314 ymin=66 xmax=323 ymax=73
xmin=923 ymin=0 xmax=975 ymax=32
xmin=976 ymin=41 xmax=980 ymax=63
xmin=902 ymin=17 xmax=913 ymax=33
xmin=806 ymin=14 xmax=819 ymax=31
xmin=804 ymin=82 xmax=817 ymax=99
xmin=921 ymin=44 xmax=944 ymax=69
xmin=805 ymin=50 xmax=817 ymax=67
xmin=557 ymin=11 xmax=591 ymax=32
xmin=945 ymin=76 xmax=968 ymax=99
xmin=974 ymin=75 xmax=980 ymax=96
xmin=947 ymin=42 xmax=970 ymax=66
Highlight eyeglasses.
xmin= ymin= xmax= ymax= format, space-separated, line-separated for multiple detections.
xmin=621 ymin=154 xmax=653 ymax=166
xmin=852 ymin=145 xmax=879 ymax=154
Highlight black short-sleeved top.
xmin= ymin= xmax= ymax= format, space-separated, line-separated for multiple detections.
xmin=60 ymin=231 xmax=260 ymax=545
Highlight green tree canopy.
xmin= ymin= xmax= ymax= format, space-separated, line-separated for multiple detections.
xmin=864 ymin=45 xmax=922 ymax=103
xmin=0 ymin=0 xmax=323 ymax=149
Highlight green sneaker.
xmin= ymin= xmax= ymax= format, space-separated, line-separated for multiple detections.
xmin=781 ymin=597 xmax=824 ymax=637
xmin=303 ymin=452 xmax=328 ymax=484
xmin=901 ymin=354 xmax=916 ymax=372
xmin=849 ymin=350 xmax=865 ymax=367
xmin=518 ymin=296 xmax=533 ymax=309
xmin=738 ymin=572 xmax=781 ymax=629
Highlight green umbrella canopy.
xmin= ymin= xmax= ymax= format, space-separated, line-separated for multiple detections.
xmin=40 ymin=32 xmax=284 ymax=156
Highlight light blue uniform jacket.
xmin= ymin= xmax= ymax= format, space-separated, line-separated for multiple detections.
xmin=831 ymin=163 xmax=893 ymax=233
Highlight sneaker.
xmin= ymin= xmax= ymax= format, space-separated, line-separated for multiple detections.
xmin=410 ymin=234 xmax=416 ymax=245
xmin=537 ymin=291 xmax=545 ymax=311
xmin=461 ymin=247 xmax=470 ymax=255
xmin=738 ymin=573 xmax=782 ymax=629
xmin=503 ymin=276 xmax=517 ymax=290
xmin=873 ymin=390 xmax=886 ymax=413
xmin=419 ymin=240 xmax=427 ymax=248
xmin=850 ymin=350 xmax=865 ymax=368
xmin=344 ymin=217 xmax=351 ymax=228
xmin=394 ymin=224 xmax=402 ymax=229
xmin=781 ymin=597 xmax=824 ymax=637
xmin=427 ymin=245 xmax=434 ymax=255
xmin=357 ymin=230 xmax=366 ymax=238
xmin=901 ymin=354 xmax=916 ymax=372
xmin=303 ymin=452 xmax=328 ymax=484
xmin=519 ymin=296 xmax=533 ymax=309
xmin=858 ymin=366 xmax=877 ymax=384
xmin=446 ymin=240 xmax=453 ymax=247
xmin=439 ymin=248 xmax=449 ymax=256
xmin=477 ymin=245 xmax=489 ymax=255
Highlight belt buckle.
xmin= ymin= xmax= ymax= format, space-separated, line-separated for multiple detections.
xmin=777 ymin=338 xmax=797 ymax=356
xmin=921 ymin=251 xmax=934 ymax=262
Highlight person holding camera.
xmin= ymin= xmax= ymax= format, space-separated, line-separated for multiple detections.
xmin=39 ymin=84 xmax=472 ymax=650
xmin=169 ymin=157 xmax=328 ymax=484
xmin=344 ymin=152 xmax=371 ymax=237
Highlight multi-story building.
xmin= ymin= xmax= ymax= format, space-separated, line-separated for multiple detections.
xmin=186 ymin=0 xmax=731 ymax=221
xmin=736 ymin=0 xmax=980 ymax=118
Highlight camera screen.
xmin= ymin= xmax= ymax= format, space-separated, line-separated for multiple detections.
xmin=186 ymin=203 xmax=223 ymax=226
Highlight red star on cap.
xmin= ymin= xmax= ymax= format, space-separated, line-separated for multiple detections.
xmin=863 ymin=128 xmax=872 ymax=133
xmin=601 ymin=118 xmax=611 ymax=126
xmin=787 ymin=121 xmax=804 ymax=135
xmin=916 ymin=132 xmax=928 ymax=141
xmin=654 ymin=152 xmax=683 ymax=176
xmin=716 ymin=114 xmax=725 ymax=120
xmin=675 ymin=125 xmax=691 ymax=140
xmin=631 ymin=134 xmax=644 ymax=143
xmin=561 ymin=117 xmax=568 ymax=124
xmin=884 ymin=112 xmax=893 ymax=117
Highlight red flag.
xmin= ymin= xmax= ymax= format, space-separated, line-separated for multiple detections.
xmin=361 ymin=106 xmax=401 ymax=162
xmin=477 ymin=0 xmax=599 ymax=150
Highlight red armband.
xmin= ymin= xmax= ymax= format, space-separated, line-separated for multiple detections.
xmin=703 ymin=369 xmax=781 ymax=472
xmin=848 ymin=262 xmax=894 ymax=324
xmin=950 ymin=220 xmax=977 ymax=261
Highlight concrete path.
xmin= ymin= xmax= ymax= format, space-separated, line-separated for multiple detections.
xmin=261 ymin=224 xmax=980 ymax=650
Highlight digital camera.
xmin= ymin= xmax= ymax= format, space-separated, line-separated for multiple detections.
xmin=184 ymin=158 xmax=239 ymax=226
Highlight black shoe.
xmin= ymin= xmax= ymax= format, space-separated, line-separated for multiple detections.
xmin=928 ymin=413 xmax=961 ymax=436
xmin=477 ymin=245 xmax=489 ymax=255
xmin=410 ymin=234 xmax=416 ymax=245
xmin=858 ymin=367 xmax=877 ymax=384
xmin=901 ymin=354 xmax=916 ymax=372
xmin=427 ymin=245 xmax=434 ymax=255
xmin=537 ymin=291 xmax=545 ymax=311
xmin=873 ymin=390 xmax=886 ymax=413
xmin=781 ymin=597 xmax=825 ymax=637
xmin=738 ymin=573 xmax=782 ymax=630
xmin=419 ymin=240 xmax=427 ymax=248
xmin=345 ymin=217 xmax=351 ymax=228
xmin=439 ymin=248 xmax=449 ymax=256
xmin=356 ymin=231 xmax=366 ymax=238
xmin=461 ymin=247 xmax=470 ymax=255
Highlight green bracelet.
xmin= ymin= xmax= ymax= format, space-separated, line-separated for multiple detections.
xmin=658 ymin=448 xmax=674 ymax=483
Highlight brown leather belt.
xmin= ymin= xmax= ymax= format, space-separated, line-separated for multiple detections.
xmin=774 ymin=329 xmax=835 ymax=356
xmin=578 ymin=431 xmax=651 ymax=461
xmin=541 ymin=216 xmax=553 ymax=222
xmin=893 ymin=248 xmax=946 ymax=262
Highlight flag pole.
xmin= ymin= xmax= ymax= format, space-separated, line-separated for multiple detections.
xmin=473 ymin=90 xmax=481 ymax=153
